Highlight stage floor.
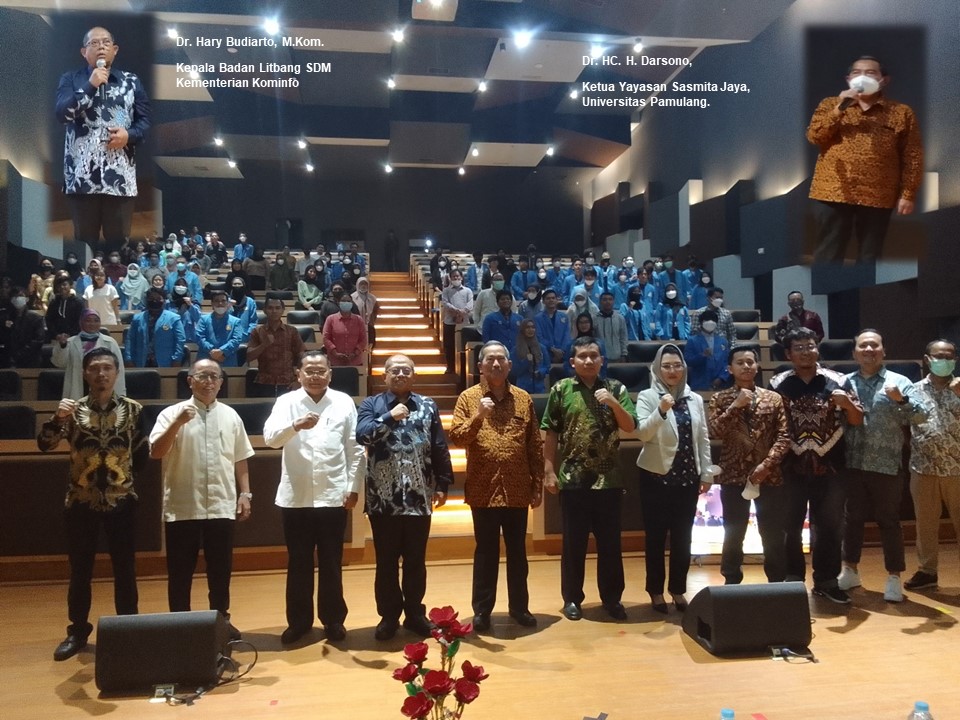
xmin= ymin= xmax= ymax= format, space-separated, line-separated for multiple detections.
xmin=2 ymin=546 xmax=958 ymax=719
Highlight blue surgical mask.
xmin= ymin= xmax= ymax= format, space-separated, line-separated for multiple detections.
xmin=79 ymin=331 xmax=100 ymax=341
xmin=929 ymin=358 xmax=956 ymax=378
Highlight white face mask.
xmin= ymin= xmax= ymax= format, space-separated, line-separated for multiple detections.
xmin=213 ymin=306 xmax=228 ymax=316
xmin=450 ymin=280 xmax=462 ymax=288
xmin=624 ymin=259 xmax=635 ymax=268
xmin=848 ymin=74 xmax=880 ymax=95
xmin=574 ymin=298 xmax=586 ymax=307
xmin=711 ymin=297 xmax=724 ymax=308
xmin=12 ymin=296 xmax=27 ymax=310
xmin=526 ymin=291 xmax=538 ymax=300
xmin=174 ymin=286 xmax=188 ymax=296
xmin=702 ymin=320 xmax=717 ymax=333
xmin=665 ymin=290 xmax=677 ymax=300
xmin=701 ymin=276 xmax=711 ymax=285
xmin=654 ymin=262 xmax=664 ymax=271
xmin=277 ymin=259 xmax=285 ymax=265
xmin=535 ymin=261 xmax=543 ymax=268
xmin=128 ymin=268 xmax=139 ymax=278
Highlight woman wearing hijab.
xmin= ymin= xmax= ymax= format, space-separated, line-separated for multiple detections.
xmin=512 ymin=318 xmax=551 ymax=393
xmin=516 ymin=283 xmax=544 ymax=320
xmin=118 ymin=263 xmax=149 ymax=311
xmin=51 ymin=309 xmax=126 ymax=399
xmin=654 ymin=282 xmax=690 ymax=340
xmin=228 ymin=276 xmax=258 ymax=342
xmin=268 ymin=252 xmax=297 ymax=290
xmin=224 ymin=258 xmax=248 ymax=290
xmin=635 ymin=344 xmax=717 ymax=613
xmin=168 ymin=277 xmax=202 ymax=342
xmin=564 ymin=289 xmax=599 ymax=326
xmin=690 ymin=270 xmax=715 ymax=311
xmin=242 ymin=247 xmax=269 ymax=291
xmin=566 ymin=313 xmax=607 ymax=378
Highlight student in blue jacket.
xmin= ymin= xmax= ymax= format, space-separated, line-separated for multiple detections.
xmin=124 ymin=287 xmax=186 ymax=367
xmin=196 ymin=291 xmax=243 ymax=366
xmin=683 ymin=309 xmax=731 ymax=390
xmin=655 ymin=283 xmax=690 ymax=341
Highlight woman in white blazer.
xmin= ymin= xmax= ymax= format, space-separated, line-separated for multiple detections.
xmin=51 ymin=309 xmax=126 ymax=400
xmin=635 ymin=343 xmax=717 ymax=613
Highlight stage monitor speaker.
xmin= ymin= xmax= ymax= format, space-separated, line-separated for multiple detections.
xmin=681 ymin=582 xmax=811 ymax=656
xmin=95 ymin=610 xmax=228 ymax=692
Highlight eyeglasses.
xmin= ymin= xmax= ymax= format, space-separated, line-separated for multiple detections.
xmin=661 ymin=363 xmax=684 ymax=371
xmin=386 ymin=366 xmax=414 ymax=376
xmin=300 ymin=368 xmax=330 ymax=378
xmin=85 ymin=39 xmax=114 ymax=48
xmin=789 ymin=344 xmax=818 ymax=353
xmin=190 ymin=372 xmax=222 ymax=382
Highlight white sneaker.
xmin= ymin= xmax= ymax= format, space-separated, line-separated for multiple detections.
xmin=837 ymin=566 xmax=862 ymax=591
xmin=883 ymin=575 xmax=904 ymax=603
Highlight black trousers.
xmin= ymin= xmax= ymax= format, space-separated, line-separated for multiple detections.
xmin=811 ymin=199 xmax=893 ymax=263
xmin=638 ymin=475 xmax=699 ymax=595
xmin=165 ymin=519 xmax=235 ymax=615
xmin=442 ymin=322 xmax=456 ymax=373
xmin=64 ymin=499 xmax=138 ymax=639
xmin=68 ymin=194 xmax=134 ymax=254
xmin=369 ymin=514 xmax=431 ymax=622
xmin=281 ymin=507 xmax=348 ymax=629
xmin=719 ymin=482 xmax=787 ymax=584
xmin=842 ymin=469 xmax=906 ymax=573
xmin=471 ymin=507 xmax=530 ymax=616
xmin=783 ymin=469 xmax=845 ymax=588
xmin=559 ymin=489 xmax=624 ymax=606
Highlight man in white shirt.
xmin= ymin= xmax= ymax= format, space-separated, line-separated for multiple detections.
xmin=149 ymin=360 xmax=254 ymax=639
xmin=440 ymin=269 xmax=474 ymax=374
xmin=264 ymin=350 xmax=365 ymax=644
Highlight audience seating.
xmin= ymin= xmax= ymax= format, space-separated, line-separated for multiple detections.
xmin=818 ymin=339 xmax=855 ymax=361
xmin=606 ymin=363 xmax=652 ymax=392
xmin=0 ymin=370 xmax=22 ymax=401
xmin=730 ymin=309 xmax=761 ymax=323
xmin=37 ymin=370 xmax=66 ymax=401
xmin=733 ymin=323 xmax=759 ymax=341
xmin=0 ymin=405 xmax=36 ymax=439
xmin=287 ymin=310 xmax=320 ymax=326
xmin=231 ymin=401 xmax=274 ymax=435
xmin=293 ymin=326 xmax=316 ymax=343
xmin=331 ymin=366 xmax=360 ymax=396
xmin=124 ymin=369 xmax=163 ymax=400
xmin=245 ymin=369 xmax=282 ymax=398
xmin=119 ymin=311 xmax=135 ymax=325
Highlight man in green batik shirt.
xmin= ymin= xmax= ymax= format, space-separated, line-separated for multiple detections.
xmin=542 ymin=335 xmax=637 ymax=622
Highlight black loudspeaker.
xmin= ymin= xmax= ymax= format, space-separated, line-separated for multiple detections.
xmin=681 ymin=582 xmax=811 ymax=656
xmin=95 ymin=610 xmax=228 ymax=692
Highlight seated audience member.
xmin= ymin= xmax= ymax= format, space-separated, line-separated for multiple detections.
xmin=118 ymin=263 xmax=149 ymax=311
xmin=46 ymin=274 xmax=84 ymax=341
xmin=351 ymin=277 xmax=379 ymax=347
xmin=27 ymin=274 xmax=46 ymax=313
xmin=162 ymin=232 xmax=182 ymax=260
xmin=169 ymin=278 xmax=202 ymax=343
xmin=103 ymin=251 xmax=127 ymax=286
xmin=298 ymin=265 xmax=325 ymax=310
xmin=689 ymin=287 xmax=737 ymax=346
xmin=243 ymin=247 xmax=269 ymax=291
xmin=224 ymin=258 xmax=248 ymax=290
xmin=228 ymin=277 xmax=258 ymax=343
xmin=191 ymin=243 xmax=213 ymax=274
xmin=683 ymin=309 xmax=732 ymax=390
xmin=247 ymin=296 xmax=306 ymax=393
xmin=233 ymin=232 xmax=254 ymax=263
xmin=323 ymin=294 xmax=368 ymax=366
xmin=517 ymin=283 xmax=544 ymax=320
xmin=189 ymin=261 xmax=208 ymax=293
xmin=565 ymin=289 xmax=598 ymax=326
xmin=571 ymin=266 xmax=602 ymax=306
xmin=472 ymin=273 xmax=511 ymax=326
xmin=143 ymin=251 xmax=165 ymax=285
xmin=621 ymin=286 xmax=655 ymax=341
xmin=74 ymin=259 xmax=102 ymax=296
xmin=690 ymin=270 xmax=714 ymax=311
xmin=655 ymin=254 xmax=690 ymax=303
xmin=197 ymin=291 xmax=243 ymax=367
xmin=125 ymin=288 xmax=186 ymax=367
xmin=83 ymin=269 xmax=121 ymax=326
xmin=535 ymin=289 xmax=571 ymax=364
xmin=773 ymin=291 xmax=824 ymax=345
xmin=566 ymin=313 xmax=607 ymax=378
xmin=164 ymin=261 xmax=203 ymax=304
xmin=482 ymin=290 xmax=522 ymax=349
xmin=594 ymin=292 xmax=629 ymax=363
xmin=512 ymin=319 xmax=550 ymax=393
xmin=465 ymin=251 xmax=490 ymax=295
xmin=655 ymin=283 xmax=690 ymax=340
xmin=340 ymin=253 xmax=363 ymax=294
xmin=268 ymin=253 xmax=297 ymax=290
xmin=149 ymin=273 xmax=167 ymax=294
xmin=52 ymin=310 xmax=127 ymax=399
xmin=510 ymin=256 xmax=538 ymax=301
xmin=2 ymin=286 xmax=46 ymax=367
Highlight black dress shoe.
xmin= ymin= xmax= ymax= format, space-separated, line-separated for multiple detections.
xmin=374 ymin=619 xmax=400 ymax=641
xmin=53 ymin=635 xmax=87 ymax=661
xmin=562 ymin=602 xmax=582 ymax=621
xmin=603 ymin=602 xmax=628 ymax=621
xmin=648 ymin=595 xmax=668 ymax=614
xmin=280 ymin=625 xmax=311 ymax=644
xmin=509 ymin=610 xmax=537 ymax=627
xmin=671 ymin=594 xmax=688 ymax=612
xmin=472 ymin=614 xmax=491 ymax=632
xmin=324 ymin=623 xmax=347 ymax=642
xmin=402 ymin=615 xmax=434 ymax=637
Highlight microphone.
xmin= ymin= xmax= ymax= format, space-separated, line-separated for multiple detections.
xmin=96 ymin=58 xmax=106 ymax=102
xmin=838 ymin=96 xmax=855 ymax=111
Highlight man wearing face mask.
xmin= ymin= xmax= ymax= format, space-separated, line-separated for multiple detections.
xmin=807 ymin=56 xmax=923 ymax=263
xmin=689 ymin=287 xmax=737 ymax=346
xmin=906 ymin=340 xmax=960 ymax=592
xmin=472 ymin=273 xmax=512 ymax=327
xmin=571 ymin=267 xmax=602 ymax=306
xmin=124 ymin=287 xmax=185 ymax=367
xmin=440 ymin=270 xmax=474 ymax=374
xmin=2 ymin=287 xmax=46 ymax=367
xmin=233 ymin=233 xmax=254 ymax=263
xmin=655 ymin=255 xmax=689 ymax=304
xmin=465 ymin=252 xmax=489 ymax=296
xmin=773 ymin=291 xmax=824 ymax=346
xmin=509 ymin=257 xmax=537 ymax=302
xmin=534 ymin=289 xmax=571 ymax=363
xmin=323 ymin=291 xmax=368 ymax=367
xmin=593 ymin=293 xmax=629 ymax=364
xmin=196 ymin=291 xmax=243 ymax=367
xmin=103 ymin=252 xmax=127 ymax=285
xmin=561 ymin=258 xmax=584 ymax=305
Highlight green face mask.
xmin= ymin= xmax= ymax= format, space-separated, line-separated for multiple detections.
xmin=929 ymin=358 xmax=956 ymax=377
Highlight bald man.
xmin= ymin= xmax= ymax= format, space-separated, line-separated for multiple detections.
xmin=356 ymin=355 xmax=453 ymax=640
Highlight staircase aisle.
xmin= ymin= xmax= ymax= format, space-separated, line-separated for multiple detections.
xmin=365 ymin=272 xmax=474 ymax=544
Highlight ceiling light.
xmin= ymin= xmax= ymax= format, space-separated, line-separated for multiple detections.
xmin=297 ymin=139 xmax=307 ymax=149
xmin=213 ymin=137 xmax=223 ymax=147
xmin=387 ymin=77 xmax=396 ymax=89
xmin=305 ymin=163 xmax=314 ymax=172
xmin=458 ymin=167 xmax=465 ymax=176
xmin=633 ymin=38 xmax=644 ymax=53
xmin=425 ymin=238 xmax=433 ymax=249
xmin=384 ymin=164 xmax=393 ymax=173
xmin=166 ymin=27 xmax=178 ymax=40
xmin=546 ymin=146 xmax=554 ymax=156
xmin=569 ymin=88 xmax=578 ymax=99
xmin=471 ymin=148 xmax=479 ymax=157
xmin=227 ymin=160 xmax=237 ymax=169
xmin=590 ymin=44 xmax=604 ymax=59
xmin=263 ymin=17 xmax=280 ymax=36
xmin=477 ymin=80 xmax=487 ymax=92
xmin=391 ymin=28 xmax=404 ymax=43
xmin=513 ymin=30 xmax=532 ymax=49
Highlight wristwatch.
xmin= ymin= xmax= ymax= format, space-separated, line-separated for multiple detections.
xmin=239 ymin=492 xmax=253 ymax=500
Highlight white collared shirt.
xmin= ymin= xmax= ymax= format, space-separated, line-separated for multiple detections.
xmin=150 ymin=398 xmax=254 ymax=522
xmin=264 ymin=387 xmax=364 ymax=508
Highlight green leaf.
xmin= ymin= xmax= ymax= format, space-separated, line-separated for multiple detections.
xmin=405 ymin=682 xmax=419 ymax=697
xmin=446 ymin=639 xmax=460 ymax=659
